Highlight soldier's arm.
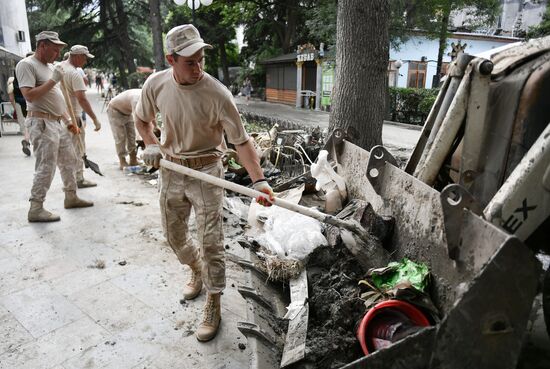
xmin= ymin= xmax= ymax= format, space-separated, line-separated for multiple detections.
xmin=19 ymin=80 xmax=57 ymax=103
xmin=74 ymin=90 xmax=98 ymax=121
xmin=135 ymin=115 xmax=158 ymax=146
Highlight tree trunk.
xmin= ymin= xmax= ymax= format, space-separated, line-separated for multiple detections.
xmin=435 ymin=1 xmax=451 ymax=87
xmin=148 ymin=0 xmax=166 ymax=71
xmin=328 ymin=0 xmax=389 ymax=151
xmin=114 ymin=0 xmax=137 ymax=75
xmin=218 ymin=39 xmax=230 ymax=86
xmin=282 ymin=0 xmax=298 ymax=53
xmin=106 ymin=1 xmax=129 ymax=88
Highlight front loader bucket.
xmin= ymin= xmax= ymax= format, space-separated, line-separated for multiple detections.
xmin=324 ymin=136 xmax=541 ymax=369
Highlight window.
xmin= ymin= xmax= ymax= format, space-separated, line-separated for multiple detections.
xmin=16 ymin=31 xmax=25 ymax=42
xmin=388 ymin=60 xmax=400 ymax=87
xmin=407 ymin=61 xmax=427 ymax=88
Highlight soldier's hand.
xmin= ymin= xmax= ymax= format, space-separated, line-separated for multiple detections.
xmin=143 ymin=144 xmax=162 ymax=168
xmin=51 ymin=64 xmax=65 ymax=83
xmin=92 ymin=118 xmax=101 ymax=131
xmin=253 ymin=179 xmax=274 ymax=207
xmin=67 ymin=123 xmax=80 ymax=135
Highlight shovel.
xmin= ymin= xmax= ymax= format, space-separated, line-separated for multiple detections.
xmin=159 ymin=159 xmax=371 ymax=242
xmin=59 ymin=79 xmax=103 ymax=176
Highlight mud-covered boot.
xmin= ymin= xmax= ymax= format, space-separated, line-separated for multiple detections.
xmin=21 ymin=140 xmax=31 ymax=156
xmin=119 ymin=156 xmax=129 ymax=170
xmin=196 ymin=293 xmax=221 ymax=342
xmin=183 ymin=262 xmax=203 ymax=300
xmin=128 ymin=151 xmax=141 ymax=166
xmin=77 ymin=179 xmax=97 ymax=188
xmin=28 ymin=201 xmax=60 ymax=222
xmin=64 ymin=191 xmax=94 ymax=209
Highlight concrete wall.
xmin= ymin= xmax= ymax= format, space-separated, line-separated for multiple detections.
xmin=0 ymin=0 xmax=32 ymax=57
xmin=389 ymin=34 xmax=519 ymax=88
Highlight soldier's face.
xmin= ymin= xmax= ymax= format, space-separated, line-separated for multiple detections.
xmin=167 ymin=49 xmax=204 ymax=85
xmin=42 ymin=41 xmax=64 ymax=63
xmin=72 ymin=54 xmax=87 ymax=68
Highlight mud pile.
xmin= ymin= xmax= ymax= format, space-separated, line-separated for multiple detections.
xmin=295 ymin=244 xmax=368 ymax=368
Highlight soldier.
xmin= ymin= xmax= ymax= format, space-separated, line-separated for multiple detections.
xmin=61 ymin=45 xmax=102 ymax=188
xmin=106 ymin=88 xmax=145 ymax=169
xmin=15 ymin=31 xmax=93 ymax=222
xmin=135 ymin=24 xmax=274 ymax=342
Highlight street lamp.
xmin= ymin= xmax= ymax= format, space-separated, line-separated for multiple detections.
xmin=173 ymin=0 xmax=213 ymax=24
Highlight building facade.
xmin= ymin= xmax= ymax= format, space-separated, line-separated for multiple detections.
xmin=389 ymin=32 xmax=521 ymax=89
xmin=0 ymin=0 xmax=31 ymax=101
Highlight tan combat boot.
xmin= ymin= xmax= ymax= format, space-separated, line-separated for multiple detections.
xmin=183 ymin=262 xmax=203 ymax=300
xmin=128 ymin=151 xmax=140 ymax=166
xmin=28 ymin=201 xmax=60 ymax=222
xmin=196 ymin=293 xmax=221 ymax=342
xmin=64 ymin=191 xmax=94 ymax=209
xmin=119 ymin=156 xmax=129 ymax=170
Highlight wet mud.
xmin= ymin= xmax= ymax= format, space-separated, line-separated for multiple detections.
xmin=292 ymin=244 xmax=368 ymax=368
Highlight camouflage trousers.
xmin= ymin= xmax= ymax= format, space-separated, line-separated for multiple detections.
xmin=70 ymin=117 xmax=86 ymax=182
xmin=159 ymin=160 xmax=225 ymax=293
xmin=107 ymin=107 xmax=136 ymax=158
xmin=27 ymin=117 xmax=77 ymax=202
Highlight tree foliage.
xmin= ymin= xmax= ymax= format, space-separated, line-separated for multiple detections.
xmin=527 ymin=4 xmax=550 ymax=38
xmin=26 ymin=0 xmax=153 ymax=89
xmin=164 ymin=1 xmax=240 ymax=85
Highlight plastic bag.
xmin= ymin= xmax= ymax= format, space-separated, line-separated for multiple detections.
xmin=248 ymin=185 xmax=327 ymax=260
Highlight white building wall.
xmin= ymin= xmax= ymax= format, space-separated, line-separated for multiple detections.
xmin=0 ymin=0 xmax=32 ymax=57
xmin=390 ymin=35 xmax=518 ymax=88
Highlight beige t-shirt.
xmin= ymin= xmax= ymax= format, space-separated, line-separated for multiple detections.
xmin=7 ymin=81 xmax=14 ymax=95
xmin=61 ymin=61 xmax=87 ymax=116
xmin=135 ymin=70 xmax=248 ymax=158
xmin=15 ymin=56 xmax=66 ymax=116
xmin=108 ymin=88 xmax=142 ymax=116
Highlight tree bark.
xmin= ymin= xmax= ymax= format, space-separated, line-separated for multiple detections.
xmin=114 ymin=0 xmax=137 ymax=75
xmin=218 ymin=39 xmax=230 ymax=86
xmin=282 ymin=0 xmax=298 ymax=53
xmin=435 ymin=1 xmax=451 ymax=87
xmin=148 ymin=0 xmax=166 ymax=71
xmin=106 ymin=1 xmax=129 ymax=88
xmin=328 ymin=0 xmax=389 ymax=151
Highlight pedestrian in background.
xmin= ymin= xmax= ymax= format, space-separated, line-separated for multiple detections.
xmin=15 ymin=31 xmax=93 ymax=222
xmin=95 ymin=73 xmax=103 ymax=93
xmin=7 ymin=75 xmax=30 ymax=155
xmin=242 ymin=77 xmax=252 ymax=104
xmin=135 ymin=24 xmax=274 ymax=342
xmin=61 ymin=44 xmax=102 ymax=189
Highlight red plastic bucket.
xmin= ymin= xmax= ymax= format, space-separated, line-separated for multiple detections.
xmin=357 ymin=299 xmax=431 ymax=355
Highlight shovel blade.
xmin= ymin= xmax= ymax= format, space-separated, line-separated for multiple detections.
xmin=83 ymin=155 xmax=103 ymax=176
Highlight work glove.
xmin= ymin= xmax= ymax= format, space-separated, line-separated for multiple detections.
xmin=92 ymin=118 xmax=101 ymax=131
xmin=143 ymin=144 xmax=162 ymax=168
xmin=67 ymin=122 xmax=80 ymax=135
xmin=253 ymin=179 xmax=274 ymax=207
xmin=50 ymin=64 xmax=65 ymax=83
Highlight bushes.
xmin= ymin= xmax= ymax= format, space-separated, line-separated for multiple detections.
xmin=388 ymin=87 xmax=439 ymax=125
